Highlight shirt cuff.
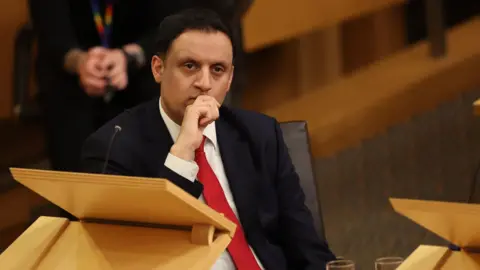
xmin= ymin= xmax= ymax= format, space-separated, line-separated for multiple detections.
xmin=164 ymin=153 xmax=199 ymax=182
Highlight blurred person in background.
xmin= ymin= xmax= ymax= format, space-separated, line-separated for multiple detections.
xmin=28 ymin=0 xmax=190 ymax=174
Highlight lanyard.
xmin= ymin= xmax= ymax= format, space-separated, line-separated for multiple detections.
xmin=91 ymin=0 xmax=114 ymax=48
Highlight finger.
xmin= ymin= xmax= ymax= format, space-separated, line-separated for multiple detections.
xmin=85 ymin=58 xmax=106 ymax=78
xmin=100 ymin=55 xmax=116 ymax=71
xmin=190 ymin=105 xmax=212 ymax=123
xmin=196 ymin=98 xmax=219 ymax=116
xmin=199 ymin=117 xmax=211 ymax=126
xmin=193 ymin=96 xmax=207 ymax=106
xmin=110 ymin=74 xmax=128 ymax=90
xmin=199 ymin=113 xmax=214 ymax=127
xmin=108 ymin=64 xmax=125 ymax=78
xmin=83 ymin=77 xmax=106 ymax=91
xmin=210 ymin=105 xmax=219 ymax=119
xmin=200 ymin=95 xmax=221 ymax=107
xmin=194 ymin=96 xmax=220 ymax=110
xmin=196 ymin=105 xmax=218 ymax=126
xmin=88 ymin=47 xmax=108 ymax=57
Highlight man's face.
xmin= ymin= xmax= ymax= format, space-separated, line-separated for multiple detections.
xmin=152 ymin=30 xmax=234 ymax=122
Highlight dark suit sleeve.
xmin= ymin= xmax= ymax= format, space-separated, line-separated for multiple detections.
xmin=29 ymin=0 xmax=79 ymax=69
xmin=158 ymin=165 xmax=204 ymax=198
xmin=80 ymin=124 xmax=203 ymax=198
xmin=80 ymin=131 xmax=137 ymax=176
xmin=272 ymin=121 xmax=336 ymax=269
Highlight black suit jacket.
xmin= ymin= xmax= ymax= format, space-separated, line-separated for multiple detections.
xmin=81 ymin=98 xmax=336 ymax=269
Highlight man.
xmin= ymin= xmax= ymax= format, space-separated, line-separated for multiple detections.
xmin=81 ymin=8 xmax=336 ymax=270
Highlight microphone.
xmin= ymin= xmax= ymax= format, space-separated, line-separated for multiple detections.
xmin=102 ymin=125 xmax=122 ymax=174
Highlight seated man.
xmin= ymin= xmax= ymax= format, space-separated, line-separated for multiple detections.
xmin=81 ymin=8 xmax=336 ymax=270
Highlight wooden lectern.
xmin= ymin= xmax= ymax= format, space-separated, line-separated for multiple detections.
xmin=390 ymin=198 xmax=480 ymax=269
xmin=0 ymin=168 xmax=236 ymax=270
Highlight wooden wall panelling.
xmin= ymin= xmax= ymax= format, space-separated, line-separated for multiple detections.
xmin=0 ymin=0 xmax=29 ymax=119
xmin=265 ymin=18 xmax=480 ymax=158
xmin=242 ymin=0 xmax=407 ymax=52
xmin=243 ymin=5 xmax=406 ymax=113
xmin=342 ymin=4 xmax=407 ymax=74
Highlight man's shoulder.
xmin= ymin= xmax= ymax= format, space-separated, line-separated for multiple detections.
xmin=221 ymin=106 xmax=279 ymax=140
xmin=87 ymin=98 xmax=157 ymax=143
xmin=224 ymin=106 xmax=277 ymax=126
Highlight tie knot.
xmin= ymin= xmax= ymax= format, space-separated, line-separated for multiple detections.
xmin=195 ymin=136 xmax=207 ymax=154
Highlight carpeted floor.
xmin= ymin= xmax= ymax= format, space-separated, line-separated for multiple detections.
xmin=315 ymin=89 xmax=480 ymax=269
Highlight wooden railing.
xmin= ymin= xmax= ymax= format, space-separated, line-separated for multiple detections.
xmin=242 ymin=0 xmax=407 ymax=52
xmin=265 ymin=18 xmax=480 ymax=157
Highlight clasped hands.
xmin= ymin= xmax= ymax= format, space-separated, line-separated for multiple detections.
xmin=77 ymin=47 xmax=128 ymax=96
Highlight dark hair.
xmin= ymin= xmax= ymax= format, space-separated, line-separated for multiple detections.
xmin=154 ymin=8 xmax=235 ymax=60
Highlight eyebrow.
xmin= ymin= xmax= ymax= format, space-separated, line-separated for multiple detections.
xmin=178 ymin=56 xmax=230 ymax=67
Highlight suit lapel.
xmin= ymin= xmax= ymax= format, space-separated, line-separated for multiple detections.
xmin=144 ymin=98 xmax=173 ymax=142
xmin=216 ymin=108 xmax=260 ymax=231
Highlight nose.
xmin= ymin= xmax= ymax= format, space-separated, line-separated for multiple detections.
xmin=194 ymin=67 xmax=212 ymax=92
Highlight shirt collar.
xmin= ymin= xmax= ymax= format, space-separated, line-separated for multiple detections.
xmin=159 ymin=97 xmax=218 ymax=149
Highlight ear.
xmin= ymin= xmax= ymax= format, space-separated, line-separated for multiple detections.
xmin=226 ymin=65 xmax=234 ymax=93
xmin=151 ymin=55 xmax=165 ymax=83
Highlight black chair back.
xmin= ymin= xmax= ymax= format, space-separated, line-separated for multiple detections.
xmin=279 ymin=121 xmax=326 ymax=240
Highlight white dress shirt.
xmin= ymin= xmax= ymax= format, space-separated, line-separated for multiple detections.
xmin=159 ymin=98 xmax=264 ymax=270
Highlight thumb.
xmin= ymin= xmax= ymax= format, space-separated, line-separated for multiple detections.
xmin=88 ymin=47 xmax=108 ymax=58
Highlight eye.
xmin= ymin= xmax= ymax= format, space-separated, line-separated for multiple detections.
xmin=184 ymin=62 xmax=196 ymax=70
xmin=212 ymin=65 xmax=225 ymax=74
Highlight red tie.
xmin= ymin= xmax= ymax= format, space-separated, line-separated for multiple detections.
xmin=195 ymin=137 xmax=261 ymax=270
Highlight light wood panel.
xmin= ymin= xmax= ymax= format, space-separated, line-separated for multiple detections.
xmin=297 ymin=27 xmax=343 ymax=94
xmin=397 ymin=245 xmax=480 ymax=270
xmin=242 ymin=0 xmax=406 ymax=52
xmin=2 ymin=168 xmax=238 ymax=270
xmin=36 ymin=221 xmax=231 ymax=270
xmin=0 ymin=0 xmax=29 ymax=119
xmin=265 ymin=17 xmax=480 ymax=157
xmin=242 ymin=5 xmax=407 ymax=114
xmin=392 ymin=198 xmax=480 ymax=269
xmin=243 ymin=42 xmax=301 ymax=112
xmin=9 ymin=168 xmax=236 ymax=236
xmin=0 ymin=215 xmax=233 ymax=270
xmin=390 ymin=198 xmax=480 ymax=248
xmin=0 ymin=217 xmax=69 ymax=269
xmin=342 ymin=4 xmax=406 ymax=73
xmin=242 ymin=27 xmax=344 ymax=113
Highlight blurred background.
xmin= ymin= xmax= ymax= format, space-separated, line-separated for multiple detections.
xmin=0 ymin=0 xmax=479 ymax=269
